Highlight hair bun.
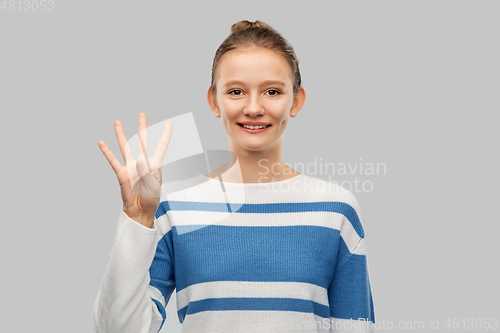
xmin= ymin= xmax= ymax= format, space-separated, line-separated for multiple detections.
xmin=230 ymin=20 xmax=276 ymax=35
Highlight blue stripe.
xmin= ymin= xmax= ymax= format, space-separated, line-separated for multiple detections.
xmin=156 ymin=201 xmax=363 ymax=238
xmin=151 ymin=298 xmax=166 ymax=330
xmin=149 ymin=232 xmax=176 ymax=308
xmin=178 ymin=297 xmax=330 ymax=322
xmin=328 ymin=253 xmax=375 ymax=323
xmin=171 ymin=225 xmax=339 ymax=291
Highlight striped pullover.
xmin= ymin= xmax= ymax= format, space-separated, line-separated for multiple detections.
xmin=92 ymin=173 xmax=375 ymax=333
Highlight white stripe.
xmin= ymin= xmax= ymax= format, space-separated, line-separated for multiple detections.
xmin=169 ymin=210 xmax=344 ymax=228
xmin=339 ymin=216 xmax=363 ymax=254
xmin=352 ymin=238 xmax=367 ymax=256
xmin=181 ymin=310 xmax=331 ymax=333
xmin=176 ymin=281 xmax=328 ymax=310
xmin=169 ymin=210 xmax=346 ymax=237
xmin=147 ymin=285 xmax=166 ymax=308
xmin=154 ymin=213 xmax=171 ymax=234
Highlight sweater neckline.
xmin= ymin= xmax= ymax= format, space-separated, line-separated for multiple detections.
xmin=199 ymin=173 xmax=304 ymax=186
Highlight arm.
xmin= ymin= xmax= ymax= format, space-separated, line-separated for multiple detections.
xmin=328 ymin=193 xmax=375 ymax=332
xmin=92 ymin=210 xmax=175 ymax=333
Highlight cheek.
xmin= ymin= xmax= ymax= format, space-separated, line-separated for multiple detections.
xmin=276 ymin=97 xmax=293 ymax=112
xmin=219 ymin=99 xmax=239 ymax=114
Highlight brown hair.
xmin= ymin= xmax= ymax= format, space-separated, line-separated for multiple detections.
xmin=210 ymin=20 xmax=302 ymax=97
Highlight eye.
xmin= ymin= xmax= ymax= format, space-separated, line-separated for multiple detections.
xmin=228 ymin=89 xmax=242 ymax=96
xmin=266 ymin=89 xmax=281 ymax=96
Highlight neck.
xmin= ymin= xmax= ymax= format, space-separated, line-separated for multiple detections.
xmin=208 ymin=137 xmax=299 ymax=183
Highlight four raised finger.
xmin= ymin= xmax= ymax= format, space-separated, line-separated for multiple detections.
xmin=138 ymin=112 xmax=148 ymax=157
xmin=106 ymin=115 xmax=171 ymax=173
xmin=114 ymin=120 xmax=133 ymax=163
xmin=98 ymin=140 xmax=123 ymax=175
xmin=154 ymin=120 xmax=173 ymax=164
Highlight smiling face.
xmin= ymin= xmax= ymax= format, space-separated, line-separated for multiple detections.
xmin=207 ymin=46 xmax=305 ymax=153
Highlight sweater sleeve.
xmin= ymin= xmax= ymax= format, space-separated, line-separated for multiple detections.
xmin=327 ymin=192 xmax=375 ymax=332
xmin=92 ymin=209 xmax=174 ymax=333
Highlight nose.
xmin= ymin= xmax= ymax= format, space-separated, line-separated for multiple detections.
xmin=243 ymin=94 xmax=265 ymax=117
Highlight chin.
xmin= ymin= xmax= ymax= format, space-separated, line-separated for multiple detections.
xmin=239 ymin=141 xmax=274 ymax=151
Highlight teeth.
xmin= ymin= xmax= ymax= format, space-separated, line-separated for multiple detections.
xmin=242 ymin=124 xmax=268 ymax=129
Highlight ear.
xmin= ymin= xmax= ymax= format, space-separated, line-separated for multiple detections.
xmin=206 ymin=88 xmax=219 ymax=116
xmin=290 ymin=87 xmax=306 ymax=118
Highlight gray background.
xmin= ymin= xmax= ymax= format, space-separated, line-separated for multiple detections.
xmin=1 ymin=1 xmax=498 ymax=332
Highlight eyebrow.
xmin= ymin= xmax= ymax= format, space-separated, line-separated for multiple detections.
xmin=222 ymin=80 xmax=286 ymax=88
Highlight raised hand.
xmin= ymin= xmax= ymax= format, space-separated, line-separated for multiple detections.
xmin=98 ymin=113 xmax=173 ymax=228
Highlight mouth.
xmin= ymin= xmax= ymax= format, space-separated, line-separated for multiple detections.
xmin=237 ymin=123 xmax=272 ymax=133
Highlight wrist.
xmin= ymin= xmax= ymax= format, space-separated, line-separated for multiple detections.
xmin=123 ymin=209 xmax=155 ymax=229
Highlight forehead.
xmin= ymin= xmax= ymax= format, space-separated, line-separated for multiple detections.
xmin=217 ymin=47 xmax=293 ymax=86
